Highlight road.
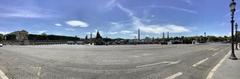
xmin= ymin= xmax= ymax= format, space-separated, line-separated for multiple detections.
xmin=0 ymin=44 xmax=229 ymax=79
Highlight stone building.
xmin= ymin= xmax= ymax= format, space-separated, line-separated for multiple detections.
xmin=11 ymin=30 xmax=29 ymax=45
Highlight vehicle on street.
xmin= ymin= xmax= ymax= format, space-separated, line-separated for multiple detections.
xmin=0 ymin=44 xmax=3 ymax=47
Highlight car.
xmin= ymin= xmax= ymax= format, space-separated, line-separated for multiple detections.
xmin=0 ymin=44 xmax=3 ymax=47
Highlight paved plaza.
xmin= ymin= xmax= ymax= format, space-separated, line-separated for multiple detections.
xmin=0 ymin=44 xmax=230 ymax=79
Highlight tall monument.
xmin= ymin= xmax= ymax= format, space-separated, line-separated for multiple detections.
xmin=167 ymin=32 xmax=169 ymax=39
xmin=162 ymin=32 xmax=165 ymax=39
xmin=138 ymin=28 xmax=140 ymax=41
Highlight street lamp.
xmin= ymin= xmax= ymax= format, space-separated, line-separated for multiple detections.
xmin=229 ymin=0 xmax=238 ymax=60
xmin=235 ymin=23 xmax=238 ymax=50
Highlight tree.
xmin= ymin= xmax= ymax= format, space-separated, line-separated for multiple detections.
xmin=0 ymin=34 xmax=3 ymax=42
xmin=28 ymin=34 xmax=80 ymax=41
xmin=144 ymin=37 xmax=151 ymax=40
xmin=5 ymin=34 xmax=16 ymax=41
xmin=182 ymin=37 xmax=193 ymax=44
xmin=103 ymin=37 xmax=111 ymax=43
xmin=74 ymin=35 xmax=78 ymax=41
xmin=41 ymin=33 xmax=48 ymax=40
xmin=223 ymin=36 xmax=230 ymax=42
xmin=208 ymin=36 xmax=219 ymax=42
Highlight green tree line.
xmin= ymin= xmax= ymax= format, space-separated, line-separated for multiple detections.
xmin=0 ymin=33 xmax=231 ymax=43
xmin=0 ymin=33 xmax=81 ymax=41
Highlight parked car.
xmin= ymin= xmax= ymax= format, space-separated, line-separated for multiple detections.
xmin=0 ymin=44 xmax=3 ymax=47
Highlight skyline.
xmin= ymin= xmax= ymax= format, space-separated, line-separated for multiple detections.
xmin=0 ymin=0 xmax=238 ymax=39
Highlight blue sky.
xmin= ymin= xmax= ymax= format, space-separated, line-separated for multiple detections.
xmin=0 ymin=0 xmax=238 ymax=38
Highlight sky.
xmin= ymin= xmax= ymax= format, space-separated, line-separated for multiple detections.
xmin=0 ymin=0 xmax=238 ymax=39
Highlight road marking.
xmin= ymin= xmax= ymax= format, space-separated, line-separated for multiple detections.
xmin=167 ymin=60 xmax=181 ymax=65
xmin=33 ymin=66 xmax=42 ymax=79
xmin=136 ymin=60 xmax=181 ymax=68
xmin=206 ymin=51 xmax=230 ymax=79
xmin=192 ymin=58 xmax=209 ymax=67
xmin=37 ymin=67 xmax=42 ymax=77
xmin=212 ymin=53 xmax=218 ymax=56
xmin=164 ymin=72 xmax=183 ymax=79
xmin=209 ymin=48 xmax=219 ymax=51
xmin=0 ymin=69 xmax=9 ymax=79
xmin=208 ymin=48 xmax=214 ymax=51
xmin=212 ymin=47 xmax=228 ymax=57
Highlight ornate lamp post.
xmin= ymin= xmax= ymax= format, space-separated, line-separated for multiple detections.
xmin=236 ymin=23 xmax=238 ymax=50
xmin=229 ymin=0 xmax=238 ymax=60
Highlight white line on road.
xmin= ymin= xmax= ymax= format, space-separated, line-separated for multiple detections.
xmin=0 ymin=69 xmax=9 ymax=79
xmin=212 ymin=53 xmax=218 ymax=56
xmin=167 ymin=60 xmax=181 ymax=65
xmin=192 ymin=58 xmax=209 ymax=67
xmin=211 ymin=47 xmax=228 ymax=57
xmin=37 ymin=67 xmax=42 ymax=77
xmin=164 ymin=72 xmax=183 ymax=79
xmin=206 ymin=51 xmax=230 ymax=79
xmin=209 ymin=48 xmax=218 ymax=51
xmin=136 ymin=60 xmax=181 ymax=68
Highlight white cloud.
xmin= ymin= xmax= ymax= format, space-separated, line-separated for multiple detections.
xmin=0 ymin=6 xmax=55 ymax=18
xmin=108 ymin=32 xmax=118 ymax=35
xmin=85 ymin=32 xmax=91 ymax=35
xmin=116 ymin=3 xmax=190 ymax=34
xmin=106 ymin=0 xmax=117 ymax=8
xmin=108 ymin=31 xmax=133 ymax=35
xmin=132 ymin=15 xmax=190 ymax=33
xmin=66 ymin=20 xmax=89 ymax=27
xmin=219 ymin=22 xmax=228 ymax=26
xmin=55 ymin=23 xmax=62 ymax=26
xmin=120 ymin=30 xmax=133 ymax=34
xmin=0 ymin=11 xmax=48 ymax=18
xmin=38 ymin=30 xmax=47 ymax=34
xmin=137 ymin=24 xmax=190 ymax=33
xmin=117 ymin=3 xmax=134 ymax=16
xmin=149 ymin=5 xmax=197 ymax=14
xmin=0 ymin=31 xmax=10 ymax=35
xmin=182 ymin=0 xmax=192 ymax=5
xmin=109 ymin=22 xmax=125 ymax=31
xmin=131 ymin=34 xmax=138 ymax=37
xmin=65 ymin=28 xmax=75 ymax=31
xmin=151 ymin=15 xmax=155 ymax=18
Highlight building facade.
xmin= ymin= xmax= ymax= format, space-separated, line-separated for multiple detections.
xmin=11 ymin=30 xmax=29 ymax=45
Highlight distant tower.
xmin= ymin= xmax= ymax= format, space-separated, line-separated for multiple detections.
xmin=90 ymin=33 xmax=92 ymax=39
xmin=204 ymin=32 xmax=207 ymax=43
xmin=90 ymin=33 xmax=92 ymax=44
xmin=204 ymin=32 xmax=206 ymax=37
xmin=162 ymin=32 xmax=165 ymax=39
xmin=152 ymin=37 xmax=155 ymax=42
xmin=138 ymin=28 xmax=140 ymax=41
xmin=85 ymin=35 xmax=88 ymax=40
xmin=167 ymin=32 xmax=169 ymax=39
